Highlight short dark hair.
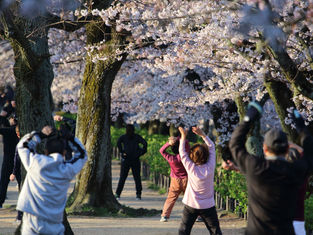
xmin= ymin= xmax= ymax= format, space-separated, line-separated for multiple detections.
xmin=264 ymin=129 xmax=289 ymax=155
xmin=45 ymin=138 xmax=66 ymax=155
xmin=126 ymin=124 xmax=134 ymax=136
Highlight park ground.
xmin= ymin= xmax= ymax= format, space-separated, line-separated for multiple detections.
xmin=0 ymin=136 xmax=246 ymax=235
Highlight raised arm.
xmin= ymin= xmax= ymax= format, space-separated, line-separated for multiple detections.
xmin=292 ymin=110 xmax=313 ymax=174
xmin=229 ymin=102 xmax=263 ymax=174
xmin=160 ymin=142 xmax=175 ymax=162
xmin=202 ymin=135 xmax=216 ymax=171
xmin=17 ymin=126 xmax=53 ymax=171
xmin=17 ymin=132 xmax=41 ymax=171
xmin=228 ymin=122 xmax=251 ymax=174
xmin=64 ymin=137 xmax=88 ymax=179
xmin=178 ymin=127 xmax=196 ymax=172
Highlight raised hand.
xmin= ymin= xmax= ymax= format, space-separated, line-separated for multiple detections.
xmin=41 ymin=126 xmax=54 ymax=137
xmin=192 ymin=126 xmax=205 ymax=137
xmin=168 ymin=136 xmax=177 ymax=146
xmin=244 ymin=101 xmax=263 ymax=123
xmin=178 ymin=127 xmax=188 ymax=140
xmin=292 ymin=110 xmax=305 ymax=132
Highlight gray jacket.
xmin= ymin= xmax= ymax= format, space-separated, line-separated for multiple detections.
xmin=16 ymin=132 xmax=87 ymax=223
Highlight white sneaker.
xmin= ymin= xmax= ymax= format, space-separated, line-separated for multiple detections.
xmin=160 ymin=216 xmax=168 ymax=222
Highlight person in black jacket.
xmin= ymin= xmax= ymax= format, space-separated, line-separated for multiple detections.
xmin=0 ymin=116 xmax=19 ymax=208
xmin=115 ymin=124 xmax=147 ymax=200
xmin=229 ymin=102 xmax=313 ymax=235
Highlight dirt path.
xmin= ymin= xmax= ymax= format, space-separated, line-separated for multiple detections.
xmin=0 ymin=138 xmax=246 ymax=234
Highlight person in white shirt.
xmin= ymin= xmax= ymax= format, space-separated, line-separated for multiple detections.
xmin=16 ymin=125 xmax=87 ymax=235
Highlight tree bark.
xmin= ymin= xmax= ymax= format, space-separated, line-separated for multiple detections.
xmin=68 ymin=22 xmax=126 ymax=211
xmin=264 ymin=75 xmax=302 ymax=144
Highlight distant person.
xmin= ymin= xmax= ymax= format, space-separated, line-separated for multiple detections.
xmin=54 ymin=114 xmax=77 ymax=161
xmin=8 ymin=124 xmax=23 ymax=222
xmin=0 ymin=116 xmax=19 ymax=208
xmin=178 ymin=126 xmax=222 ymax=235
xmin=16 ymin=125 xmax=87 ymax=234
xmin=0 ymin=100 xmax=16 ymax=118
xmin=115 ymin=124 xmax=147 ymax=200
xmin=229 ymin=102 xmax=313 ymax=235
xmin=159 ymin=136 xmax=190 ymax=222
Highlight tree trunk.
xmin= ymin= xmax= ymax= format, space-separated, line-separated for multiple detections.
xmin=148 ymin=120 xmax=160 ymax=135
xmin=69 ymin=22 xmax=126 ymax=211
xmin=263 ymin=75 xmax=299 ymax=143
xmin=12 ymin=39 xmax=55 ymax=133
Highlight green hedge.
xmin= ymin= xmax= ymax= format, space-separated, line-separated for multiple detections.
xmin=305 ymin=195 xmax=313 ymax=231
xmin=215 ymin=168 xmax=248 ymax=214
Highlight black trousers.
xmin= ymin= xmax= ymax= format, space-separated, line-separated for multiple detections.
xmin=115 ymin=159 xmax=142 ymax=197
xmin=179 ymin=205 xmax=222 ymax=235
xmin=0 ymin=154 xmax=15 ymax=205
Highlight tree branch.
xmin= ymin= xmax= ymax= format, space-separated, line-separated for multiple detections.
xmin=0 ymin=9 xmax=40 ymax=70
xmin=45 ymin=12 xmax=90 ymax=32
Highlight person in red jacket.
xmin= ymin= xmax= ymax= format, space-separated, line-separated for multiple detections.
xmin=159 ymin=136 xmax=190 ymax=222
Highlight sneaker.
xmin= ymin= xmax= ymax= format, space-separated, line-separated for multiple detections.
xmin=196 ymin=216 xmax=203 ymax=222
xmin=115 ymin=194 xmax=120 ymax=201
xmin=136 ymin=196 xmax=141 ymax=201
xmin=160 ymin=216 xmax=168 ymax=222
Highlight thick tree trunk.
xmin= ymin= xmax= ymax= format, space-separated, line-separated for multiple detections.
xmin=69 ymin=22 xmax=126 ymax=211
xmin=12 ymin=39 xmax=54 ymax=133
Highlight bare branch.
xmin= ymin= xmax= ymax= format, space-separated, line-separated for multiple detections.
xmin=45 ymin=12 xmax=90 ymax=32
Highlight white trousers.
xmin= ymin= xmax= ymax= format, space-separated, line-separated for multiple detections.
xmin=22 ymin=212 xmax=64 ymax=235
xmin=293 ymin=220 xmax=306 ymax=235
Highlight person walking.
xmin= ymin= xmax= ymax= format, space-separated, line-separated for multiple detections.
xmin=229 ymin=102 xmax=313 ymax=235
xmin=115 ymin=124 xmax=147 ymax=200
xmin=16 ymin=125 xmax=87 ymax=234
xmin=178 ymin=126 xmax=222 ymax=235
xmin=159 ymin=136 xmax=190 ymax=222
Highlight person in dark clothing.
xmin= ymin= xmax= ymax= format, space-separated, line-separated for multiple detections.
xmin=0 ymin=117 xmax=19 ymax=208
xmin=0 ymin=116 xmax=9 ymax=128
xmin=229 ymin=102 xmax=313 ymax=235
xmin=9 ymin=125 xmax=23 ymax=222
xmin=115 ymin=124 xmax=147 ymax=200
xmin=0 ymin=100 xmax=16 ymax=118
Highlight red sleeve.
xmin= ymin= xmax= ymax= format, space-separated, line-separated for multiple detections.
xmin=160 ymin=143 xmax=175 ymax=162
